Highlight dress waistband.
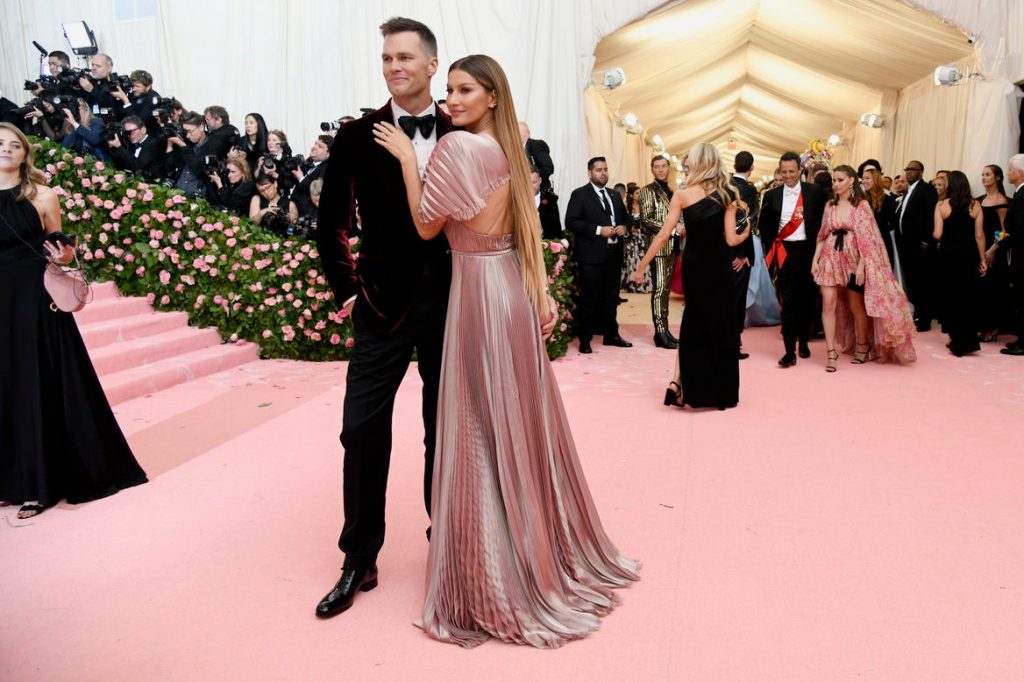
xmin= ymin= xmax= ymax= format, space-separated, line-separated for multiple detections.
xmin=451 ymin=247 xmax=514 ymax=258
xmin=832 ymin=229 xmax=849 ymax=251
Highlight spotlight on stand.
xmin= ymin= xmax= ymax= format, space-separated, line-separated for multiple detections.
xmin=827 ymin=134 xmax=843 ymax=146
xmin=859 ymin=113 xmax=885 ymax=128
xmin=933 ymin=64 xmax=962 ymax=86
xmin=591 ymin=67 xmax=626 ymax=91
xmin=651 ymin=134 xmax=663 ymax=149
xmin=619 ymin=111 xmax=641 ymax=134
xmin=62 ymin=21 xmax=98 ymax=57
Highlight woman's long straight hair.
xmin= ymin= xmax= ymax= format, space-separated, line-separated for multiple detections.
xmin=448 ymin=55 xmax=547 ymax=316
xmin=0 ymin=122 xmax=47 ymax=201
xmin=684 ymin=142 xmax=745 ymax=213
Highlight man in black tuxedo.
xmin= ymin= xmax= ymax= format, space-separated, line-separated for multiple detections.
xmin=107 ymin=115 xmax=165 ymax=181
xmin=520 ymin=121 xmax=554 ymax=192
xmin=566 ymin=156 xmax=633 ymax=353
xmin=729 ymin=151 xmax=758 ymax=359
xmin=532 ymin=165 xmax=562 ymax=239
xmin=895 ymin=159 xmax=939 ymax=331
xmin=203 ymin=106 xmax=240 ymax=161
xmin=291 ymin=134 xmax=331 ymax=218
xmin=110 ymin=70 xmax=161 ymax=135
xmin=999 ymin=154 xmax=1024 ymax=355
xmin=313 ymin=17 xmax=454 ymax=619
xmin=758 ymin=151 xmax=826 ymax=366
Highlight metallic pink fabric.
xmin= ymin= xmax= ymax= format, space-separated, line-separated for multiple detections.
xmin=418 ymin=132 xmax=640 ymax=648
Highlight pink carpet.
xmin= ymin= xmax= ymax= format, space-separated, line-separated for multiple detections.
xmin=3 ymin=325 xmax=1023 ymax=681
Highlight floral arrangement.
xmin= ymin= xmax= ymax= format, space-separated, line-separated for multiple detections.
xmin=800 ymin=139 xmax=833 ymax=173
xmin=34 ymin=138 xmax=577 ymax=360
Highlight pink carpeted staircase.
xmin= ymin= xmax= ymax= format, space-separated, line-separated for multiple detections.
xmin=76 ymin=281 xmax=259 ymax=405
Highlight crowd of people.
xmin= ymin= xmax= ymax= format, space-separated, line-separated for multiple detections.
xmin=0 ymin=50 xmax=345 ymax=237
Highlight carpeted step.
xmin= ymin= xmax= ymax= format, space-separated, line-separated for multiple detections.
xmin=99 ymin=342 xmax=260 ymax=405
xmin=89 ymin=326 xmax=225 ymax=376
xmin=79 ymin=311 xmax=191 ymax=349
xmin=73 ymin=296 xmax=154 ymax=325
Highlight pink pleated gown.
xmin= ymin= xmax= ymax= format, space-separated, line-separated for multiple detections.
xmin=416 ymin=131 xmax=640 ymax=648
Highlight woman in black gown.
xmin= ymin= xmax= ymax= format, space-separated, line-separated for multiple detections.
xmin=977 ymin=164 xmax=1011 ymax=341
xmin=0 ymin=123 xmax=146 ymax=519
xmin=632 ymin=142 xmax=750 ymax=409
xmin=933 ymin=170 xmax=987 ymax=357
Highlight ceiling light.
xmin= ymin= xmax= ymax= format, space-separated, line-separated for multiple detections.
xmin=859 ymin=113 xmax=885 ymax=128
xmin=651 ymin=134 xmax=663 ymax=148
xmin=623 ymin=112 xmax=638 ymax=127
xmin=934 ymin=65 xmax=961 ymax=86
xmin=827 ymin=134 xmax=842 ymax=146
xmin=592 ymin=67 xmax=626 ymax=91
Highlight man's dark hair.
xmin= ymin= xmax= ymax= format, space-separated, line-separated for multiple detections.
xmin=181 ymin=112 xmax=205 ymax=129
xmin=204 ymin=105 xmax=229 ymax=125
xmin=779 ymin=151 xmax=801 ymax=165
xmin=317 ymin=134 xmax=333 ymax=147
xmin=122 ymin=115 xmax=145 ymax=130
xmin=379 ymin=17 xmax=437 ymax=57
xmin=651 ymin=154 xmax=670 ymax=168
xmin=49 ymin=51 xmax=70 ymax=67
xmin=613 ymin=182 xmax=626 ymax=191
xmin=857 ymin=158 xmax=882 ymax=176
xmin=587 ymin=156 xmax=607 ymax=171
xmin=908 ymin=160 xmax=924 ymax=173
xmin=129 ymin=70 xmax=153 ymax=87
xmin=734 ymin=151 xmax=754 ymax=173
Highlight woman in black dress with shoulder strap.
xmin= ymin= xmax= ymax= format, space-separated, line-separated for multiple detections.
xmin=977 ymin=164 xmax=1011 ymax=341
xmin=0 ymin=123 xmax=146 ymax=519
xmin=632 ymin=142 xmax=750 ymax=410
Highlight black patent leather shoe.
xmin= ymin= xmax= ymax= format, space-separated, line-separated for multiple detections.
xmin=778 ymin=352 xmax=797 ymax=367
xmin=315 ymin=566 xmax=378 ymax=619
xmin=1000 ymin=345 xmax=1024 ymax=356
xmin=798 ymin=344 xmax=811 ymax=359
xmin=737 ymin=351 xmax=749 ymax=360
xmin=579 ymin=341 xmax=593 ymax=354
xmin=603 ymin=335 xmax=633 ymax=348
xmin=654 ymin=332 xmax=678 ymax=349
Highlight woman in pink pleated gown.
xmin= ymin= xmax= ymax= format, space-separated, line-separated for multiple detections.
xmin=373 ymin=54 xmax=639 ymax=648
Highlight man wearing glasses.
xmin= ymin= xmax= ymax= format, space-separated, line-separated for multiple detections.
xmin=895 ymin=160 xmax=938 ymax=332
xmin=107 ymin=115 xmax=165 ymax=181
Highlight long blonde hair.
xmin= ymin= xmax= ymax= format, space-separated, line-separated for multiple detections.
xmin=448 ymin=55 xmax=547 ymax=315
xmin=685 ymin=142 xmax=745 ymax=213
xmin=0 ymin=122 xmax=47 ymax=201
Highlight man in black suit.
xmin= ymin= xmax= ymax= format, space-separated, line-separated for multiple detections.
xmin=203 ymin=106 xmax=240 ymax=161
xmin=110 ymin=70 xmax=161 ymax=136
xmin=999 ymin=154 xmax=1024 ymax=355
xmin=758 ymin=151 xmax=826 ymax=366
xmin=729 ymin=151 xmax=758 ymax=359
xmin=532 ymin=165 xmax=561 ymax=239
xmin=895 ymin=159 xmax=939 ymax=331
xmin=566 ymin=156 xmax=633 ymax=353
xmin=291 ymin=134 xmax=331 ymax=218
xmin=313 ymin=17 xmax=454 ymax=619
xmin=107 ymin=115 xmax=165 ymax=181
xmin=520 ymin=121 xmax=554 ymax=192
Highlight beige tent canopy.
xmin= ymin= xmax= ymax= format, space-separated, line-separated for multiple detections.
xmin=591 ymin=0 xmax=975 ymax=181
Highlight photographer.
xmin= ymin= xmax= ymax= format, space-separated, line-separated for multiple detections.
xmin=27 ymin=51 xmax=78 ymax=97
xmin=203 ymin=106 xmax=239 ymax=160
xmin=232 ymin=112 xmax=268 ymax=171
xmin=16 ymin=90 xmax=65 ymax=142
xmin=110 ymin=70 xmax=161 ymax=134
xmin=108 ymin=115 xmax=164 ymax=180
xmin=60 ymin=97 xmax=108 ymax=159
xmin=250 ymin=175 xmax=297 ymax=236
xmin=290 ymin=134 xmax=331 ymax=218
xmin=257 ymin=129 xmax=301 ymax=192
xmin=209 ymin=156 xmax=255 ymax=216
xmin=165 ymin=112 xmax=214 ymax=198
xmin=78 ymin=53 xmax=120 ymax=119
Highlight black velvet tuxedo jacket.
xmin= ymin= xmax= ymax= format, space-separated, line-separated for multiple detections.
xmin=757 ymin=181 xmax=826 ymax=255
xmin=565 ymin=183 xmax=628 ymax=264
xmin=316 ymin=101 xmax=454 ymax=333
xmin=896 ymin=180 xmax=939 ymax=246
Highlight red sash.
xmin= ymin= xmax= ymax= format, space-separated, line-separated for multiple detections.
xmin=766 ymin=191 xmax=804 ymax=269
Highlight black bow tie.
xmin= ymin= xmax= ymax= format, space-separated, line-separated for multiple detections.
xmin=397 ymin=114 xmax=435 ymax=139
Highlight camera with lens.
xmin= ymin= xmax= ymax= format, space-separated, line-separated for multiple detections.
xmin=204 ymin=154 xmax=227 ymax=178
xmin=104 ymin=121 xmax=125 ymax=144
xmin=259 ymin=207 xmax=292 ymax=236
xmin=281 ymin=153 xmax=304 ymax=174
xmin=320 ymin=119 xmax=342 ymax=132
xmin=113 ymin=73 xmax=133 ymax=92
xmin=290 ymin=215 xmax=317 ymax=240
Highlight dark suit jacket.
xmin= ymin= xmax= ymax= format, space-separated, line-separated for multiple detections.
xmin=119 ymin=88 xmax=161 ymax=134
xmin=537 ymin=190 xmax=562 ymax=240
xmin=109 ymin=134 xmax=165 ymax=181
xmin=291 ymin=161 xmax=326 ymax=218
xmin=316 ymin=100 xmax=454 ymax=334
xmin=565 ymin=183 xmax=628 ymax=264
xmin=730 ymin=176 xmax=758 ymax=262
xmin=1000 ymin=186 xmax=1024 ymax=273
xmin=525 ymin=138 xmax=554 ymax=191
xmin=206 ymin=124 xmax=240 ymax=161
xmin=896 ymin=180 xmax=939 ymax=246
xmin=757 ymin=182 xmax=826 ymax=254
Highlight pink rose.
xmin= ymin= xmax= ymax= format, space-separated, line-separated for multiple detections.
xmin=330 ymin=334 xmax=341 ymax=345
xmin=146 ymin=293 xmax=156 ymax=304
xmin=160 ymin=295 xmax=170 ymax=305
xmin=94 ymin=161 xmax=105 ymax=171
xmin=549 ymin=242 xmax=562 ymax=253
xmin=262 ymin=329 xmax=272 ymax=339
xmin=344 ymin=338 xmax=355 ymax=348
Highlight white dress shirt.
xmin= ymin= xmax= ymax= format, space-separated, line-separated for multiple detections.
xmin=591 ymin=183 xmax=618 ymax=243
xmin=779 ymin=182 xmax=806 ymax=241
xmin=390 ymin=100 xmax=437 ymax=179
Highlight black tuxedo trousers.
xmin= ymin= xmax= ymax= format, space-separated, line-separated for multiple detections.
xmin=338 ymin=276 xmax=447 ymax=569
xmin=576 ymin=245 xmax=624 ymax=342
xmin=776 ymin=239 xmax=816 ymax=349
